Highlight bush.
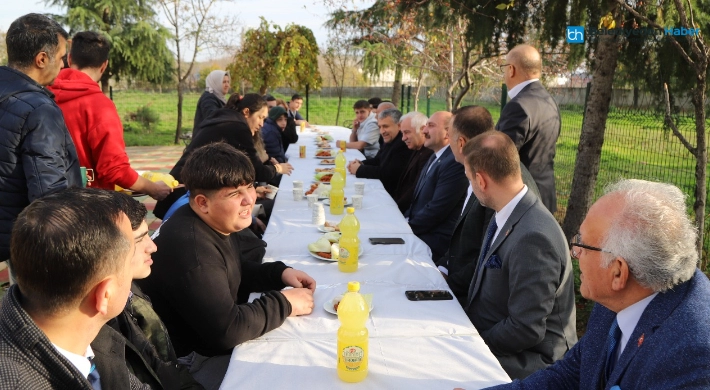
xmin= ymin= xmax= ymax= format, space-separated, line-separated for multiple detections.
xmin=125 ymin=104 xmax=160 ymax=131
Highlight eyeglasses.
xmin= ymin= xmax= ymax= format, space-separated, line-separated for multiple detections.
xmin=570 ymin=233 xmax=612 ymax=259
xmin=499 ymin=64 xmax=511 ymax=71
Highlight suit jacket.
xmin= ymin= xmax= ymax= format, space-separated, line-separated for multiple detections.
xmin=405 ymin=146 xmax=468 ymax=261
xmin=0 ymin=285 xmax=149 ymax=389
xmin=496 ymin=81 xmax=560 ymax=213
xmin=355 ymin=131 xmax=412 ymax=196
xmin=393 ymin=146 xmax=434 ymax=214
xmin=466 ymin=190 xmax=577 ymax=379
xmin=438 ymin=164 xmax=540 ymax=304
xmin=488 ymin=269 xmax=710 ymax=390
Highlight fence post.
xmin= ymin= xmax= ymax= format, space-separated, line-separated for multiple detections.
xmin=406 ymin=85 xmax=411 ymax=112
xmin=581 ymin=81 xmax=591 ymax=127
xmin=426 ymin=87 xmax=431 ymax=117
xmin=109 ymin=86 xmax=113 ymax=101
xmin=305 ymin=84 xmax=310 ymax=122
xmin=500 ymin=83 xmax=507 ymax=110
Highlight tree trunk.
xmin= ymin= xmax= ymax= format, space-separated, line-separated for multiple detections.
xmin=174 ymin=80 xmax=185 ymax=144
xmin=335 ymin=95 xmax=342 ymax=126
xmin=100 ymin=71 xmax=110 ymax=95
xmin=391 ymin=64 xmax=402 ymax=108
xmin=633 ymin=85 xmax=639 ymax=109
xmin=691 ymin=75 xmax=707 ymax=270
xmin=413 ymin=63 xmax=425 ymax=112
xmin=561 ymin=4 xmax=621 ymax=241
xmin=259 ymin=85 xmax=267 ymax=95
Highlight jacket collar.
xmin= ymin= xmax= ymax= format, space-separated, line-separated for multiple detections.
xmin=0 ymin=66 xmax=54 ymax=99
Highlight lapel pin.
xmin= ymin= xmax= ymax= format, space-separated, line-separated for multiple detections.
xmin=637 ymin=333 xmax=644 ymax=347
xmin=505 ymin=229 xmax=510 ymax=237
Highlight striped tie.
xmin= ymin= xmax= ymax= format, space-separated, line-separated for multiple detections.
xmin=604 ymin=317 xmax=621 ymax=384
xmin=87 ymin=357 xmax=101 ymax=390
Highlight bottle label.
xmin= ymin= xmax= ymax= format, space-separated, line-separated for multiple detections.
xmin=341 ymin=346 xmax=364 ymax=371
xmin=339 ymin=247 xmax=350 ymax=260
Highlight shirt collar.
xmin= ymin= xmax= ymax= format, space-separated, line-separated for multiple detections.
xmin=508 ymin=79 xmax=539 ymax=99
xmin=493 ymin=185 xmax=528 ymax=242
xmin=616 ymin=292 xmax=659 ymax=354
xmin=53 ymin=343 xmax=94 ymax=378
xmin=434 ymin=144 xmax=449 ymax=160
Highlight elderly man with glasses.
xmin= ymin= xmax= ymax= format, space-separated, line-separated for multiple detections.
xmin=486 ymin=179 xmax=710 ymax=390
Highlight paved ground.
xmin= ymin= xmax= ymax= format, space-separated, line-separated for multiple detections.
xmin=0 ymin=145 xmax=185 ymax=291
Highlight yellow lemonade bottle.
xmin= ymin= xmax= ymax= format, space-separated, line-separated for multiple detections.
xmin=141 ymin=172 xmax=179 ymax=188
xmin=330 ymin=172 xmax=345 ymax=215
xmin=335 ymin=150 xmax=347 ymax=186
xmin=337 ymin=281 xmax=369 ymax=382
xmin=338 ymin=207 xmax=360 ymax=273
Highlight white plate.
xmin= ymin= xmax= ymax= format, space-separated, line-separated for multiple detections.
xmin=308 ymin=246 xmax=363 ymax=261
xmin=322 ymin=199 xmax=352 ymax=207
xmin=319 ymin=160 xmax=335 ymax=165
xmin=317 ymin=223 xmax=338 ymax=232
xmin=316 ymin=155 xmax=336 ymax=159
xmin=324 ymin=295 xmax=374 ymax=315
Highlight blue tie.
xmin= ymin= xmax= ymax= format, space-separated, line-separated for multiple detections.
xmin=414 ymin=154 xmax=437 ymax=195
xmin=604 ymin=317 xmax=621 ymax=383
xmin=87 ymin=357 xmax=101 ymax=390
xmin=478 ymin=218 xmax=498 ymax=271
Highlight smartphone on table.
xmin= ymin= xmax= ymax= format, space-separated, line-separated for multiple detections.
xmin=368 ymin=237 xmax=405 ymax=245
xmin=405 ymin=290 xmax=454 ymax=301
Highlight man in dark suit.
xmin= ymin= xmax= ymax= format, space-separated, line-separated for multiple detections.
xmin=393 ymin=111 xmax=433 ymax=213
xmin=0 ymin=188 xmax=151 ymax=389
xmin=404 ymin=111 xmax=468 ymax=261
xmin=496 ymin=44 xmax=560 ymax=213
xmin=463 ymin=131 xmax=576 ymax=379
xmin=347 ymin=108 xmax=412 ymax=196
xmin=436 ymin=106 xmax=539 ymax=304
xmin=487 ymin=179 xmax=710 ymax=389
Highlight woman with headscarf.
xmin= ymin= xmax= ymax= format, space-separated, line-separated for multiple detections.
xmin=193 ymin=70 xmax=230 ymax=135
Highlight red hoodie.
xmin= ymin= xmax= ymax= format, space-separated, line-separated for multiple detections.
xmin=48 ymin=68 xmax=138 ymax=190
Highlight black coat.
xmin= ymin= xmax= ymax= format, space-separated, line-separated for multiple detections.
xmin=154 ymin=108 xmax=277 ymax=219
xmin=0 ymin=66 xmax=82 ymax=260
xmin=281 ymin=116 xmax=299 ymax=152
xmin=192 ymin=91 xmax=225 ymax=135
xmin=496 ymin=81 xmax=560 ymax=213
xmin=355 ymin=132 xmax=412 ymax=196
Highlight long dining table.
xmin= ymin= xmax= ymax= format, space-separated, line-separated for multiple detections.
xmin=219 ymin=126 xmax=511 ymax=389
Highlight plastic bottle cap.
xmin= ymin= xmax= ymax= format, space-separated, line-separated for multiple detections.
xmin=347 ymin=281 xmax=360 ymax=292
xmin=347 ymin=207 xmax=355 ymax=214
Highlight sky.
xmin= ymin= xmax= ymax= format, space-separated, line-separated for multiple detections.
xmin=1 ymin=0 xmax=375 ymax=61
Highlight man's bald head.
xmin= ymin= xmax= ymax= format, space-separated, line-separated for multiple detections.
xmin=377 ymin=102 xmax=396 ymax=114
xmin=506 ymin=44 xmax=542 ymax=79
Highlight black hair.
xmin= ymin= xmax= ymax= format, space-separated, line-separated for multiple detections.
xmin=226 ymin=93 xmax=267 ymax=117
xmin=114 ymin=193 xmax=147 ymax=230
xmin=10 ymin=188 xmax=131 ymax=315
xmin=368 ymin=97 xmax=382 ymax=108
xmin=353 ymin=100 xmax=370 ymax=110
xmin=264 ymin=94 xmax=276 ymax=102
xmin=6 ymin=13 xmax=68 ymax=69
xmin=451 ymin=105 xmax=495 ymax=139
xmin=182 ymin=142 xmax=256 ymax=198
xmin=70 ymin=31 xmax=110 ymax=69
xmin=291 ymin=94 xmax=303 ymax=101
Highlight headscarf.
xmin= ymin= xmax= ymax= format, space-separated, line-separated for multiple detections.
xmin=205 ymin=70 xmax=229 ymax=103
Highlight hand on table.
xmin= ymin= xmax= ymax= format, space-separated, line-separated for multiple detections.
xmin=281 ymin=288 xmax=314 ymax=316
xmin=281 ymin=268 xmax=316 ymax=291
xmin=277 ymin=163 xmax=294 ymax=175
xmin=348 ymin=160 xmax=361 ymax=175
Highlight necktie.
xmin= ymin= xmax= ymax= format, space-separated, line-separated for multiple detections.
xmin=414 ymin=154 xmax=437 ymax=195
xmin=87 ymin=357 xmax=101 ymax=390
xmin=478 ymin=218 xmax=498 ymax=271
xmin=604 ymin=317 xmax=621 ymax=383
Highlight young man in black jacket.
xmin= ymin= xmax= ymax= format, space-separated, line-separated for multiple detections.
xmin=137 ymin=143 xmax=315 ymax=387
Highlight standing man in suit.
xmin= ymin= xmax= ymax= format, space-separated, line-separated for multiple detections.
xmin=393 ymin=112 xmax=433 ymax=213
xmin=347 ymin=108 xmax=412 ymax=196
xmin=496 ymin=44 xmax=560 ymax=213
xmin=488 ymin=179 xmax=710 ymax=389
xmin=464 ymin=131 xmax=576 ymax=379
xmin=436 ymin=106 xmax=539 ymax=304
xmin=405 ymin=111 xmax=468 ymax=261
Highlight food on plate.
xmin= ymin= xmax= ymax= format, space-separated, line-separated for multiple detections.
xmin=323 ymin=232 xmax=341 ymax=243
xmin=324 ymin=221 xmax=340 ymax=232
xmin=315 ymin=173 xmax=333 ymax=183
xmin=316 ymin=141 xmax=331 ymax=148
xmin=333 ymin=300 xmax=340 ymax=312
xmin=305 ymin=183 xmax=319 ymax=195
xmin=315 ymin=168 xmax=334 ymax=173
xmin=316 ymin=149 xmax=334 ymax=157
xmin=320 ymin=159 xmax=335 ymax=165
xmin=308 ymin=237 xmax=340 ymax=259
xmin=316 ymin=135 xmax=334 ymax=142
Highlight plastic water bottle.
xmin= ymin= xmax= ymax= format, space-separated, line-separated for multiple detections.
xmin=141 ymin=172 xmax=179 ymax=188
xmin=335 ymin=150 xmax=346 ymax=186
xmin=338 ymin=207 xmax=360 ymax=272
xmin=337 ymin=281 xmax=369 ymax=382
xmin=329 ymin=172 xmax=345 ymax=215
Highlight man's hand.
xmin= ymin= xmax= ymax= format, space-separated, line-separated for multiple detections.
xmin=255 ymin=186 xmax=271 ymax=199
xmin=281 ymin=268 xmax=316 ymax=291
xmin=148 ymin=181 xmax=172 ymax=201
xmin=281 ymin=288 xmax=314 ymax=316
xmin=352 ymin=120 xmax=360 ymax=131
xmin=348 ymin=160 xmax=361 ymax=175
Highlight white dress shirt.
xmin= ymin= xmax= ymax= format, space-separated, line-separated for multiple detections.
xmin=426 ymin=144 xmax=450 ymax=175
xmin=615 ymin=292 xmax=659 ymax=360
xmin=53 ymin=343 xmax=94 ymax=379
xmin=507 ymin=79 xmax=539 ymax=99
xmin=492 ymin=185 xmax=528 ymax=243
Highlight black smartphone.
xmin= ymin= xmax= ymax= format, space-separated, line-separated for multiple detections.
xmin=368 ymin=237 xmax=405 ymax=245
xmin=405 ymin=290 xmax=454 ymax=301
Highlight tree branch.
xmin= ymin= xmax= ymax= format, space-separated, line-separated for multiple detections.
xmin=663 ymin=83 xmax=697 ymax=156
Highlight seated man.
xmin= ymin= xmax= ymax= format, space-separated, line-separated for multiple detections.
xmin=463 ymin=131 xmax=576 ymax=379
xmin=1 ymin=187 xmax=149 ymax=389
xmin=488 ymin=179 xmax=710 ymax=389
xmin=347 ymin=108 xmax=412 ymax=196
xmin=106 ymin=195 xmax=203 ymax=389
xmin=346 ymin=100 xmax=380 ymax=158
xmin=261 ymin=106 xmax=289 ymax=163
xmin=404 ymin=111 xmax=468 ymax=261
xmin=437 ymin=105 xmax=539 ymax=303
xmin=137 ymin=142 xmax=315 ymax=360
xmin=287 ymin=93 xmax=308 ymax=126
xmin=393 ymin=112 xmax=433 ymax=213
xmin=48 ymin=31 xmax=171 ymax=200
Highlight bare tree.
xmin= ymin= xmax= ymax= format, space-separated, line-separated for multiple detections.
xmin=158 ymin=0 xmax=238 ymax=144
xmin=322 ymin=31 xmax=356 ymax=126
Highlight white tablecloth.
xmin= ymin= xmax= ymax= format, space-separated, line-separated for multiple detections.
xmin=220 ymin=126 xmax=510 ymax=389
